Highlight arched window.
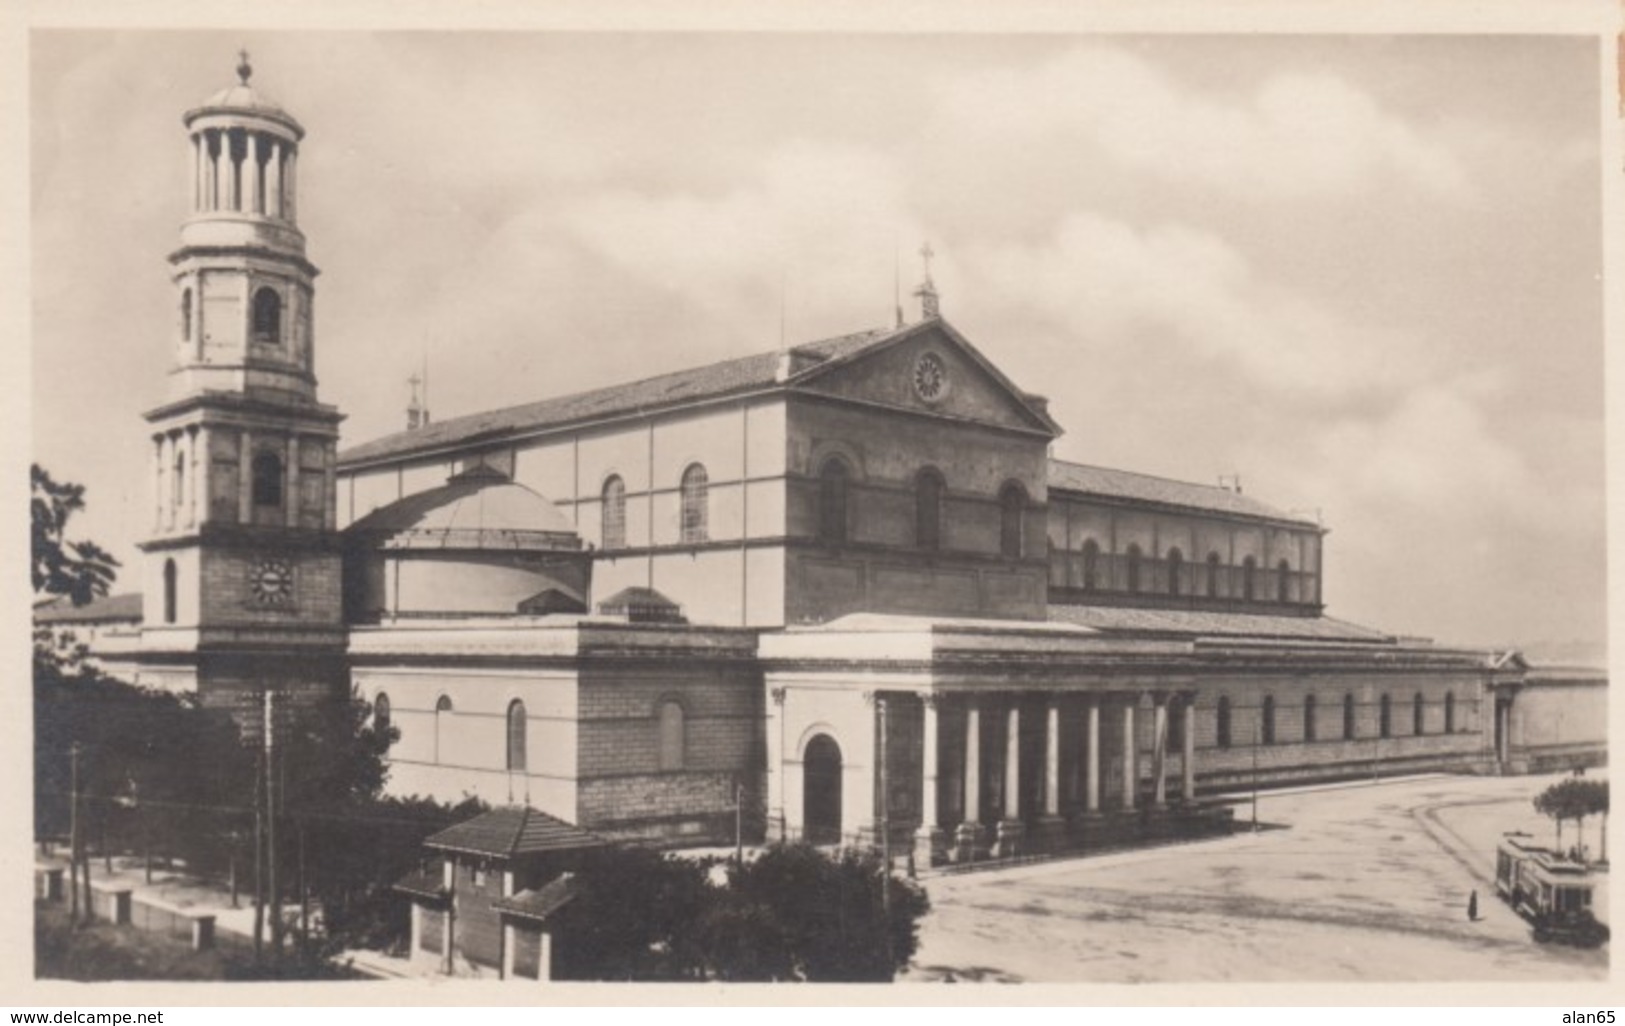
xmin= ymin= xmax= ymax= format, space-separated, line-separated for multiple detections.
xmin=1262 ymin=695 xmax=1276 ymax=745
xmin=1242 ymin=556 xmax=1258 ymax=601
xmin=1413 ymin=692 xmax=1425 ymax=736
xmin=506 ymin=699 xmax=527 ymax=771
xmin=1304 ymin=694 xmax=1317 ymax=742
xmin=1343 ymin=693 xmax=1356 ymax=740
xmin=1081 ymin=540 xmax=1100 ymax=591
xmin=373 ymin=692 xmax=391 ymax=735
xmin=162 ymin=558 xmax=178 ymax=624
xmin=181 ymin=288 xmax=193 ymax=341
xmin=1277 ymin=559 xmax=1292 ymax=603
xmin=252 ymin=451 xmax=283 ymax=508
xmin=658 ymin=700 xmax=686 ymax=771
xmin=915 ymin=468 xmax=944 ymax=551
xmin=679 ymin=463 xmax=708 ymax=544
xmin=434 ymin=695 xmax=453 ymax=764
xmin=1216 ymin=696 xmax=1232 ymax=749
xmin=1379 ymin=693 xmax=1392 ymax=738
xmin=999 ymin=484 xmax=1026 ymax=559
xmin=1206 ymin=553 xmax=1222 ymax=598
xmin=251 ymin=287 xmax=282 ymax=342
xmin=1166 ymin=548 xmax=1184 ymax=596
xmin=818 ymin=458 xmax=850 ymax=544
xmin=1445 ymin=692 xmax=1456 ymax=734
xmin=600 ymin=475 xmax=626 ymax=550
xmin=1125 ymin=544 xmax=1143 ymax=593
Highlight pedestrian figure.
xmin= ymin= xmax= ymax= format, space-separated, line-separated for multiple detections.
xmin=1467 ymin=889 xmax=1479 ymax=921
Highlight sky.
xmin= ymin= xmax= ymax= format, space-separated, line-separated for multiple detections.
xmin=28 ymin=28 xmax=1611 ymax=657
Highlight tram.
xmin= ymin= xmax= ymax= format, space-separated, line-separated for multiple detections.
xmin=1495 ymin=834 xmax=1608 ymax=947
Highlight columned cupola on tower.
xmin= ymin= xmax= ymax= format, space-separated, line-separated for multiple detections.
xmin=137 ymin=54 xmax=346 ymax=711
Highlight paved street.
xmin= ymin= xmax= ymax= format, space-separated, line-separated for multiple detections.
xmin=906 ymin=773 xmax=1608 ymax=983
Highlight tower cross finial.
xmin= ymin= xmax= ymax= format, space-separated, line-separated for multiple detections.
xmin=919 ymin=241 xmax=935 ymax=281
xmin=913 ymin=240 xmax=941 ymax=320
xmin=236 ymin=49 xmax=253 ymax=86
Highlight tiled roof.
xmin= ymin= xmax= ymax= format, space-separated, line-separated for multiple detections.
xmin=493 ymin=872 xmax=580 ymax=923
xmin=1047 ymin=460 xmax=1316 ymax=527
xmin=33 ymin=592 xmax=144 ymax=624
xmin=339 ymin=327 xmax=902 ymax=468
xmin=1046 ymin=604 xmax=1394 ymax=643
xmin=392 ymin=863 xmax=448 ymax=901
xmin=424 ymin=806 xmax=607 ymax=859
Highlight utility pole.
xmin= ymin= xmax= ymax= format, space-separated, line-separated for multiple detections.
xmin=734 ymin=780 xmax=744 ymax=867
xmin=253 ymin=700 xmax=265 ymax=960
xmin=69 ymin=742 xmax=81 ymax=924
xmin=1251 ymin=718 xmax=1260 ymax=833
xmin=299 ymin=816 xmax=309 ymax=943
xmin=266 ymin=689 xmax=282 ymax=958
xmin=878 ymin=696 xmax=894 ymax=970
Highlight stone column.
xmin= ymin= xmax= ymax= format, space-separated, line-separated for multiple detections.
xmin=1122 ymin=699 xmax=1137 ymax=811
xmin=322 ymin=442 xmax=338 ymax=531
xmin=766 ymin=687 xmax=786 ymax=842
xmin=284 ymin=148 xmax=297 ymax=223
xmin=286 ymin=435 xmax=301 ymax=528
xmin=1034 ymin=698 xmax=1066 ymax=851
xmin=152 ymin=436 xmax=166 ymax=531
xmin=245 ymin=132 xmax=261 ymax=215
xmin=201 ymin=131 xmax=216 ymax=211
xmin=185 ymin=427 xmax=200 ymax=527
xmin=1085 ymin=697 xmax=1101 ymax=814
xmin=266 ymin=139 xmax=283 ymax=219
xmin=221 ymin=130 xmax=238 ymax=212
xmin=162 ymin=433 xmax=178 ymax=531
xmin=914 ymin=695 xmax=946 ymax=868
xmin=1152 ymin=692 xmax=1169 ymax=808
xmin=1182 ymin=693 xmax=1197 ymax=802
xmin=993 ymin=701 xmax=1025 ymax=858
xmin=238 ymin=429 xmax=254 ymax=524
xmin=954 ymin=698 xmax=986 ymax=862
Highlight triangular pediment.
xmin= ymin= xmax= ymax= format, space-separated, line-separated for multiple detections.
xmin=786 ymin=320 xmax=1060 ymax=437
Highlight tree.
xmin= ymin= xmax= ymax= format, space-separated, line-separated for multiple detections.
xmin=31 ymin=464 xmax=119 ymax=607
xmin=1534 ymin=777 xmax=1607 ymax=862
xmin=549 ymin=846 xmax=715 ymax=981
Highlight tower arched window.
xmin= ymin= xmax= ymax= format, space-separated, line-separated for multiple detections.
xmin=999 ymin=483 xmax=1026 ymax=559
xmin=1081 ymin=540 xmax=1100 ymax=591
xmin=915 ymin=467 xmax=944 ymax=551
xmin=162 ymin=558 xmax=178 ymax=625
xmin=1277 ymin=559 xmax=1292 ymax=604
xmin=1206 ymin=553 xmax=1222 ymax=598
xmin=252 ymin=451 xmax=283 ymax=508
xmin=1125 ymin=544 xmax=1143 ymax=593
xmin=1262 ymin=695 xmax=1276 ymax=745
xmin=658 ymin=700 xmax=686 ymax=772
xmin=181 ymin=288 xmax=193 ymax=341
xmin=1304 ymin=694 xmax=1317 ymax=742
xmin=818 ymin=458 xmax=850 ymax=544
xmin=1445 ymin=692 xmax=1456 ymax=734
xmin=1242 ymin=556 xmax=1258 ymax=601
xmin=1166 ymin=548 xmax=1184 ymax=597
xmin=679 ymin=463 xmax=709 ymax=544
xmin=251 ymin=287 xmax=282 ymax=343
xmin=1343 ymin=693 xmax=1356 ymax=740
xmin=1413 ymin=692 xmax=1425 ymax=736
xmin=1216 ymin=696 xmax=1232 ymax=749
xmin=601 ymin=475 xmax=626 ymax=550
xmin=373 ymin=692 xmax=391 ymax=735
xmin=1379 ymin=693 xmax=1392 ymax=738
xmin=506 ymin=699 xmax=527 ymax=772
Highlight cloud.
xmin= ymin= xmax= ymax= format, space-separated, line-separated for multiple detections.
xmin=963 ymin=211 xmax=1426 ymax=398
xmin=931 ymin=44 xmax=1471 ymax=202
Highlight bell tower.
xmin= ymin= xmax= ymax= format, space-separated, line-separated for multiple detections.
xmin=137 ymin=54 xmax=346 ymax=713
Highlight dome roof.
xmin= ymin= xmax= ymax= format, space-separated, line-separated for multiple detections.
xmin=346 ymin=465 xmax=582 ymax=552
xmin=200 ymin=83 xmax=288 ymax=115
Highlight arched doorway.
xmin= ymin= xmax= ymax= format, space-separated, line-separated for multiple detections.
xmin=803 ymin=734 xmax=843 ymax=845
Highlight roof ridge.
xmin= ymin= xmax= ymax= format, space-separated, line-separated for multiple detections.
xmin=1049 ymin=457 xmax=1236 ymax=495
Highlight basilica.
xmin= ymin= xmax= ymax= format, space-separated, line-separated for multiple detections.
xmin=72 ymin=61 xmax=1605 ymax=868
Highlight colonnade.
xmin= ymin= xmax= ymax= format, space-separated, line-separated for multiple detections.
xmin=191 ymin=127 xmax=297 ymax=221
xmin=898 ymin=689 xmax=1199 ymax=866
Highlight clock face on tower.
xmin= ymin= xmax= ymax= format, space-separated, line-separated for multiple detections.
xmin=912 ymin=351 xmax=948 ymax=403
xmin=249 ymin=559 xmax=295 ymax=606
